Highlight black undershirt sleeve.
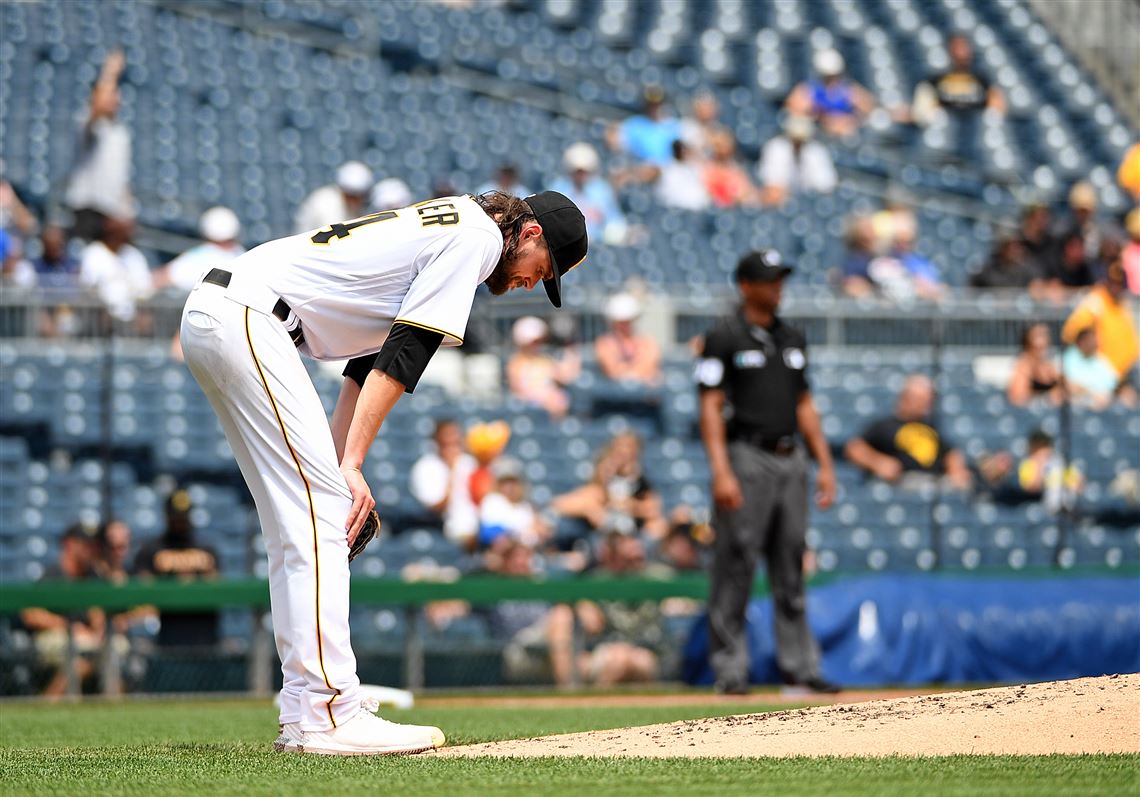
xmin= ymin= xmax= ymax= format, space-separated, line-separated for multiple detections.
xmin=341 ymin=323 xmax=444 ymax=394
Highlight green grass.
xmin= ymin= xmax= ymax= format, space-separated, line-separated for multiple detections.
xmin=0 ymin=699 xmax=1135 ymax=797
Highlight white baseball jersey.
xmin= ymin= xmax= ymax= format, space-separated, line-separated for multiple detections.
xmin=226 ymin=194 xmax=502 ymax=359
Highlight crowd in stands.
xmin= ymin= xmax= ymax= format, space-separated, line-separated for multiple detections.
xmin=16 ymin=489 xmax=221 ymax=696
xmin=3 ymin=27 xmax=1140 ymax=694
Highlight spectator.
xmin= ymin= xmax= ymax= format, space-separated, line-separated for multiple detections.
xmin=887 ymin=210 xmax=944 ymax=300
xmin=971 ymin=235 xmax=1043 ymax=291
xmin=0 ymin=171 xmax=37 ymax=238
xmin=1056 ymin=182 xmax=1106 ymax=274
xmin=94 ymin=519 xmax=133 ymax=585
xmin=912 ymin=33 xmax=1005 ymax=125
xmin=656 ymin=513 xmax=707 ymax=573
xmin=1123 ymin=207 xmax=1140 ymax=295
xmin=78 ymin=214 xmax=153 ymax=326
xmin=994 ymin=430 xmax=1082 ymax=513
xmin=552 ymin=432 xmax=668 ymax=539
xmin=703 ymin=129 xmax=759 ymax=208
xmin=594 ymin=293 xmax=661 ymax=385
xmin=154 ymin=207 xmax=244 ymax=293
xmin=31 ymin=225 xmax=80 ymax=290
xmin=548 ymin=142 xmax=628 ymax=245
xmin=1007 ymin=323 xmax=1064 ymax=406
xmin=786 ymin=49 xmax=875 ymax=139
xmin=409 ymin=418 xmax=479 ymax=546
xmin=839 ymin=214 xmax=878 ymax=297
xmin=512 ymin=534 xmax=661 ymax=688
xmin=844 ymin=375 xmax=972 ymax=490
xmin=370 ymin=177 xmax=413 ymax=212
xmin=1062 ymin=327 xmax=1122 ymax=410
xmin=1048 ymin=230 xmax=1095 ymax=290
xmin=759 ymin=115 xmax=837 ymax=206
xmin=64 ymin=49 xmax=132 ymax=241
xmin=478 ymin=457 xmax=548 ymax=550
xmin=1018 ymin=202 xmax=1056 ymax=278
xmin=465 ymin=420 xmax=512 ymax=509
xmin=477 ymin=162 xmax=531 ymax=198
xmin=655 ymin=139 xmax=711 ymax=211
xmin=1119 ymin=143 xmax=1140 ymax=202
xmin=133 ymin=489 xmax=220 ymax=648
xmin=506 ymin=316 xmax=578 ymax=419
xmin=680 ymin=91 xmax=727 ymax=160
xmin=1061 ymin=259 xmax=1138 ymax=381
xmin=0 ymin=227 xmax=35 ymax=289
xmin=293 ymin=160 xmax=373 ymax=233
xmin=606 ymin=85 xmax=682 ymax=175
xmin=19 ymin=523 xmax=106 ymax=696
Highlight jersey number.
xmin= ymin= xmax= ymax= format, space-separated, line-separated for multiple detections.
xmin=311 ymin=210 xmax=398 ymax=245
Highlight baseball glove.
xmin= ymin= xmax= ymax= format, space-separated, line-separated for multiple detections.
xmin=348 ymin=509 xmax=380 ymax=562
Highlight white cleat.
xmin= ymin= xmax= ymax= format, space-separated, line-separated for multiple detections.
xmin=298 ymin=698 xmax=445 ymax=756
xmin=273 ymin=721 xmax=304 ymax=753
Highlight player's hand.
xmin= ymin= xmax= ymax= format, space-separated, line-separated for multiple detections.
xmin=341 ymin=465 xmax=376 ymax=546
xmin=712 ymin=470 xmax=744 ymax=512
xmin=815 ymin=465 xmax=836 ymax=510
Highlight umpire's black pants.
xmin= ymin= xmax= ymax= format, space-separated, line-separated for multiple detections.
xmin=708 ymin=442 xmax=821 ymax=689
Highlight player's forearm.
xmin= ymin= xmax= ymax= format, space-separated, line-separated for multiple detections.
xmin=331 ymin=378 xmax=362 ymax=462
xmin=340 ymin=370 xmax=405 ymax=470
xmin=796 ymin=394 xmax=833 ymax=469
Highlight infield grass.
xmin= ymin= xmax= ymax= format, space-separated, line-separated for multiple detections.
xmin=0 ymin=698 xmax=1134 ymax=797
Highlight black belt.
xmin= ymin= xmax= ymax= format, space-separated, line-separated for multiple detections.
xmin=729 ymin=431 xmax=798 ymax=456
xmin=202 ymin=268 xmax=304 ymax=348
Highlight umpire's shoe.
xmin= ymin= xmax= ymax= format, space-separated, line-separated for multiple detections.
xmin=297 ymin=698 xmax=445 ymax=756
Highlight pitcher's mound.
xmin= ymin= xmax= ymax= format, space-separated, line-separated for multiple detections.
xmin=438 ymin=673 xmax=1139 ymax=758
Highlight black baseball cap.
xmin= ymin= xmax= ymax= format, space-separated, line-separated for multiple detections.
xmin=735 ymin=249 xmax=793 ymax=283
xmin=523 ymin=191 xmax=589 ymax=308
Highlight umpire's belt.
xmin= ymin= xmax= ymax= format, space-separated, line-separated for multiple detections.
xmin=729 ymin=431 xmax=798 ymax=456
xmin=203 ymin=268 xmax=305 ymax=348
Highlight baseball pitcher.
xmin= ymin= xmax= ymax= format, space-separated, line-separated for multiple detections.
xmin=179 ymin=191 xmax=588 ymax=755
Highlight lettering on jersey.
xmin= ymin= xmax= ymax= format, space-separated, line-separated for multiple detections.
xmin=311 ymin=210 xmax=398 ymax=245
xmin=734 ymin=350 xmax=767 ymax=369
xmin=417 ymin=201 xmax=460 ymax=227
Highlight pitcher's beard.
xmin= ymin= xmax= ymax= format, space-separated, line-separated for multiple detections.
xmin=484 ymin=260 xmax=511 ymax=295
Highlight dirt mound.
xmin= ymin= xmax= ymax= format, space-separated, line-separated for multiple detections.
xmin=438 ymin=674 xmax=1140 ymax=758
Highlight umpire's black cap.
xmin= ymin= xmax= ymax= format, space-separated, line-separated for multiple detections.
xmin=523 ymin=191 xmax=589 ymax=308
xmin=735 ymin=248 xmax=793 ymax=283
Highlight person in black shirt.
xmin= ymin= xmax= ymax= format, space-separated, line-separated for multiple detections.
xmin=133 ymin=488 xmax=220 ymax=647
xmin=696 ymin=250 xmax=838 ymax=695
xmin=844 ymin=375 xmax=973 ymax=490
xmin=918 ymin=34 xmax=1005 ymax=117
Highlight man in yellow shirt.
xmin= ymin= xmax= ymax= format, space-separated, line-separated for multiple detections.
xmin=1061 ymin=260 xmax=1137 ymax=380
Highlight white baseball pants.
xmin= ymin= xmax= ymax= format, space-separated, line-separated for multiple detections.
xmin=180 ymin=281 xmax=361 ymax=731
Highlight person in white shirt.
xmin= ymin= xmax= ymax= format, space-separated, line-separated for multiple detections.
xmin=179 ymin=190 xmax=587 ymax=756
xmin=655 ymin=139 xmax=711 ymax=211
xmin=408 ymin=418 xmax=478 ymax=544
xmin=156 ymin=207 xmax=245 ymax=292
xmin=79 ymin=216 xmax=152 ymax=324
xmin=64 ymin=50 xmax=133 ymax=240
xmin=370 ymin=178 xmax=414 ymax=212
xmin=293 ymin=161 xmax=373 ymax=234
xmin=759 ymin=115 xmax=837 ymax=207
xmin=478 ymin=457 xmax=547 ymax=550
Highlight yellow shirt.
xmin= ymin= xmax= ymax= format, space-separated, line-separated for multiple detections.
xmin=1061 ymin=286 xmax=1138 ymax=377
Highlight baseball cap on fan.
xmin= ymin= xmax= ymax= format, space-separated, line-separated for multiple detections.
xmin=735 ymin=249 xmax=793 ymax=282
xmin=522 ymin=191 xmax=589 ymax=308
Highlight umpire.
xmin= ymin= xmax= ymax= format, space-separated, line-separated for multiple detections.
xmin=695 ymin=249 xmax=838 ymax=694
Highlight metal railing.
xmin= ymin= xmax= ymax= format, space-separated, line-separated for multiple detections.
xmin=0 ymin=287 xmax=1082 ymax=351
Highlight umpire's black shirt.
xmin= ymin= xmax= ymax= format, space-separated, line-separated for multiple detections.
xmin=695 ymin=310 xmax=808 ymax=441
